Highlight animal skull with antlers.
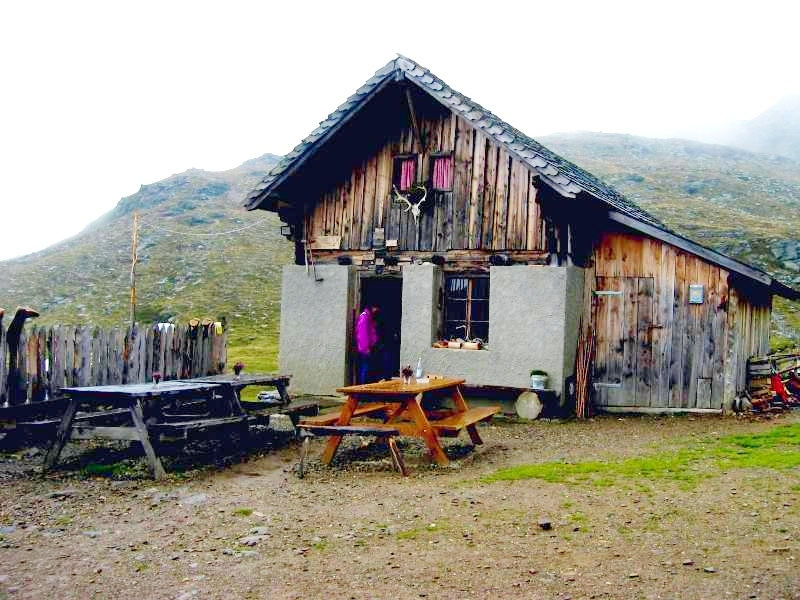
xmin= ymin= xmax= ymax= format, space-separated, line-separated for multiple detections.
xmin=392 ymin=184 xmax=427 ymax=224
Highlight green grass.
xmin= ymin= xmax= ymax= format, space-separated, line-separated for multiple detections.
xmin=396 ymin=528 xmax=419 ymax=540
xmin=233 ymin=508 xmax=254 ymax=517
xmin=82 ymin=461 xmax=142 ymax=479
xmin=311 ymin=539 xmax=328 ymax=551
xmin=483 ymin=423 xmax=800 ymax=488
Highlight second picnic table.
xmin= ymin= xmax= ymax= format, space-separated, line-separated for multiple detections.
xmin=301 ymin=377 xmax=499 ymax=467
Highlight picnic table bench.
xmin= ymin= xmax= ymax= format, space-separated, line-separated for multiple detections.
xmin=42 ymin=373 xmax=300 ymax=479
xmin=299 ymin=377 xmax=499 ymax=472
xmin=43 ymin=381 xmax=223 ymax=479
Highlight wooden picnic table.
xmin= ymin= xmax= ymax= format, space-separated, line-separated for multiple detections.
xmin=300 ymin=377 xmax=499 ymax=467
xmin=186 ymin=373 xmax=292 ymax=409
xmin=43 ymin=381 xmax=224 ymax=480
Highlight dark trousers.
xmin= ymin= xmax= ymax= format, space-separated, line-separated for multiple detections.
xmin=357 ymin=353 xmax=372 ymax=384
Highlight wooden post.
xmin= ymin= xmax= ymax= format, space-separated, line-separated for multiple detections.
xmin=130 ymin=212 xmax=139 ymax=326
xmin=404 ymin=87 xmax=424 ymax=152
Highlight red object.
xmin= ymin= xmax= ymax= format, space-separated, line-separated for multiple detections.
xmin=771 ymin=373 xmax=798 ymax=405
xmin=432 ymin=156 xmax=453 ymax=190
xmin=399 ymin=158 xmax=416 ymax=190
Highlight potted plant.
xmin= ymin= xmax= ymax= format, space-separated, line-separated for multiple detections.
xmin=530 ymin=369 xmax=548 ymax=390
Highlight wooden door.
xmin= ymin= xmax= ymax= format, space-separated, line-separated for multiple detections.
xmin=593 ymin=276 xmax=654 ymax=408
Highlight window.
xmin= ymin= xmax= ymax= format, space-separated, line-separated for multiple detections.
xmin=431 ymin=154 xmax=453 ymax=191
xmin=393 ymin=155 xmax=417 ymax=191
xmin=444 ymin=276 xmax=489 ymax=342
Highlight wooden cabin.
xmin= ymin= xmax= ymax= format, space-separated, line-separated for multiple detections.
xmin=245 ymin=55 xmax=798 ymax=412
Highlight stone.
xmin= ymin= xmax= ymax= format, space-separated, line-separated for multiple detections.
xmin=0 ymin=525 xmax=17 ymax=535
xmin=537 ymin=518 xmax=552 ymax=530
xmin=82 ymin=530 xmax=102 ymax=538
xmin=180 ymin=494 xmax=209 ymax=507
xmin=150 ymin=491 xmax=179 ymax=507
xmin=703 ymin=567 xmax=716 ymax=573
xmin=682 ymin=559 xmax=694 ymax=566
xmin=221 ymin=548 xmax=235 ymax=555
xmin=23 ymin=447 xmax=41 ymax=459
xmin=238 ymin=535 xmax=264 ymax=547
xmin=239 ymin=550 xmax=259 ymax=558
xmin=267 ymin=414 xmax=295 ymax=435
xmin=249 ymin=527 xmax=269 ymax=536
xmin=48 ymin=489 xmax=78 ymax=499
xmin=111 ymin=481 xmax=136 ymax=490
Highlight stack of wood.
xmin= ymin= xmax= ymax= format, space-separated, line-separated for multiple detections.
xmin=746 ymin=352 xmax=800 ymax=410
xmin=575 ymin=327 xmax=596 ymax=419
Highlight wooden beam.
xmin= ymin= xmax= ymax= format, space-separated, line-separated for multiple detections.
xmin=71 ymin=426 xmax=142 ymax=441
xmin=404 ymin=87 xmax=424 ymax=153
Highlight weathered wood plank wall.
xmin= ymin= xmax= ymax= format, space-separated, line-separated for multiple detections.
xmin=0 ymin=323 xmax=227 ymax=404
xmin=588 ymin=231 xmax=771 ymax=409
xmin=303 ymin=113 xmax=550 ymax=254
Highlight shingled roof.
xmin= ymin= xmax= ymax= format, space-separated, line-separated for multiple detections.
xmin=244 ymin=55 xmax=664 ymax=228
xmin=244 ymin=55 xmax=799 ymax=300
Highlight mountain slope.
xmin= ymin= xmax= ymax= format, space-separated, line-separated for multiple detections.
xmin=728 ymin=95 xmax=800 ymax=161
xmin=0 ymin=153 xmax=293 ymax=369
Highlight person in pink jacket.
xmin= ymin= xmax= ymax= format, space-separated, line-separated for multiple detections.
xmin=354 ymin=304 xmax=380 ymax=384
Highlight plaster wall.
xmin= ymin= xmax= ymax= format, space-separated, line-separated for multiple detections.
xmin=400 ymin=264 xmax=585 ymax=399
xmin=279 ymin=265 xmax=355 ymax=394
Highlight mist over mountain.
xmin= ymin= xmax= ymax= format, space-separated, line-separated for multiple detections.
xmin=681 ymin=95 xmax=800 ymax=162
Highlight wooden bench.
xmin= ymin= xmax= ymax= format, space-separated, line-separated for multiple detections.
xmin=148 ymin=415 xmax=249 ymax=442
xmin=296 ymin=423 xmax=406 ymax=477
xmin=430 ymin=406 xmax=500 ymax=435
xmin=298 ymin=402 xmax=398 ymax=426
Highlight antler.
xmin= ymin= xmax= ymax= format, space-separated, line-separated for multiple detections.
xmin=414 ymin=185 xmax=427 ymax=208
xmin=392 ymin=184 xmax=414 ymax=213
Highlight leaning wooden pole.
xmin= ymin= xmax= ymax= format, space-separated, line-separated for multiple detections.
xmin=130 ymin=212 xmax=139 ymax=327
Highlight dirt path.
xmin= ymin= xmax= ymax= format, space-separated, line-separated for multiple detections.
xmin=1 ymin=413 xmax=799 ymax=600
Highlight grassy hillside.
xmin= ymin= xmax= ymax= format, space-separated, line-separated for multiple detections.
xmin=0 ymin=154 xmax=294 ymax=371
xmin=1 ymin=133 xmax=798 ymax=374
xmin=541 ymin=132 xmax=800 ymax=347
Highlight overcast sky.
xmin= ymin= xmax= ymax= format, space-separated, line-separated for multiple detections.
xmin=1 ymin=0 xmax=798 ymax=260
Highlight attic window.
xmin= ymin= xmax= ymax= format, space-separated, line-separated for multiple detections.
xmin=393 ymin=155 xmax=417 ymax=191
xmin=431 ymin=154 xmax=453 ymax=191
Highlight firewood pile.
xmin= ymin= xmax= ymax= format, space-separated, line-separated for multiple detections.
xmin=746 ymin=352 xmax=800 ymax=410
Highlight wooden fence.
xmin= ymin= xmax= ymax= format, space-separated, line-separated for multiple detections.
xmin=0 ymin=322 xmax=227 ymax=404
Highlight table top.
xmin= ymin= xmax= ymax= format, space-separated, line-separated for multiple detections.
xmin=187 ymin=373 xmax=291 ymax=387
xmin=337 ymin=377 xmax=465 ymax=396
xmin=61 ymin=381 xmax=220 ymax=398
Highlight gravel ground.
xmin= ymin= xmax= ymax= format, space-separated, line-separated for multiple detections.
xmin=0 ymin=412 xmax=799 ymax=600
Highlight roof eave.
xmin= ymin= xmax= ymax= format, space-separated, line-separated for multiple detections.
xmin=608 ymin=210 xmax=800 ymax=299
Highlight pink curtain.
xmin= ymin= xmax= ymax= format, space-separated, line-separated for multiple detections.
xmin=432 ymin=156 xmax=453 ymax=190
xmin=400 ymin=158 xmax=416 ymax=190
